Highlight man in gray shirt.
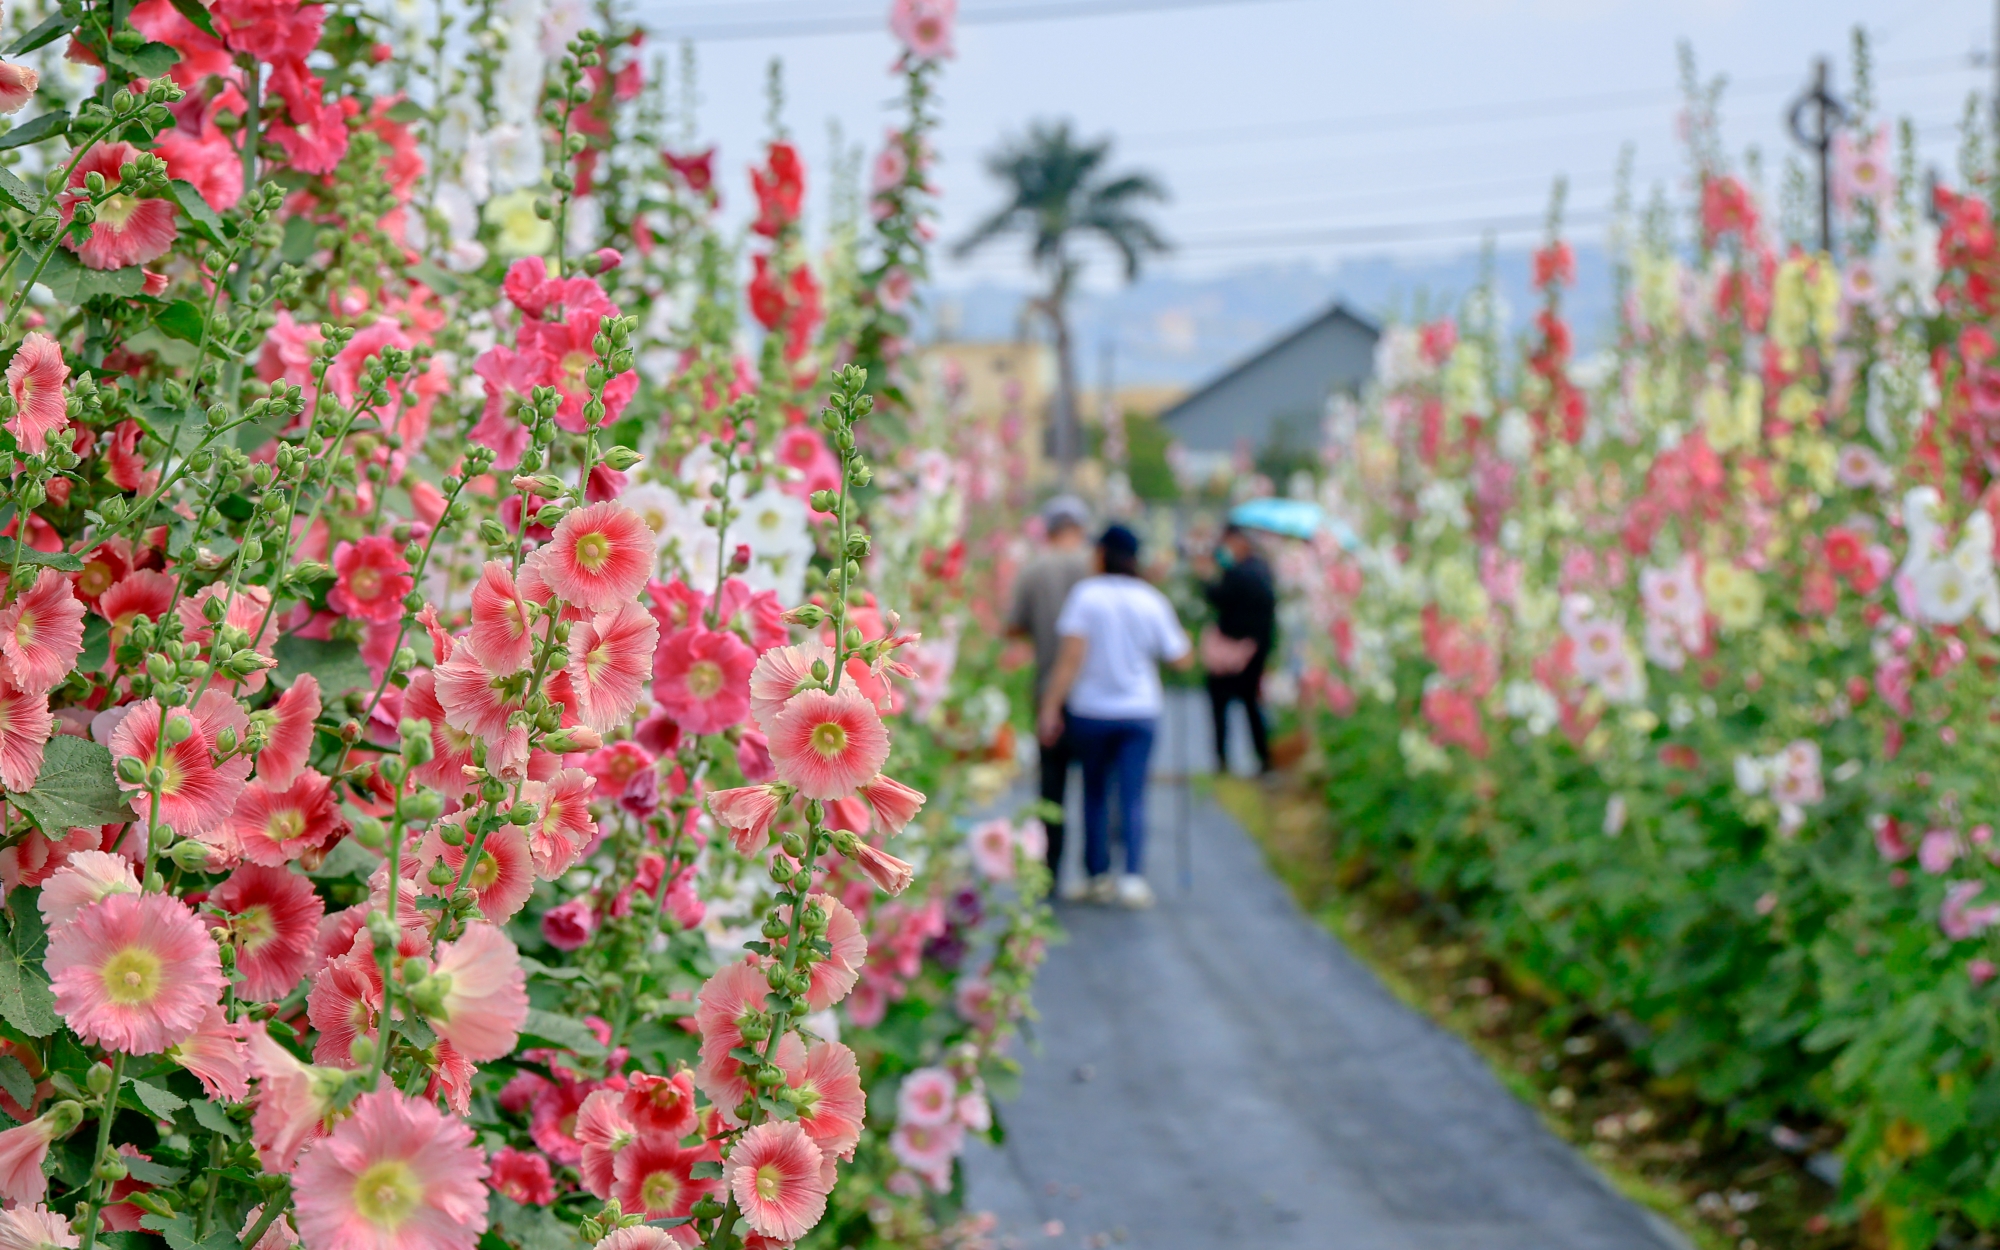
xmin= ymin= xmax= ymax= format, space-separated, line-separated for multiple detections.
xmin=1008 ymin=496 xmax=1093 ymax=890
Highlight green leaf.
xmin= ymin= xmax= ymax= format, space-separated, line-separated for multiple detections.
xmin=167 ymin=180 xmax=224 ymax=244
xmin=517 ymin=1008 xmax=606 ymax=1057
xmin=106 ymin=41 xmax=179 ymax=78
xmin=688 ymin=1160 xmax=723 ymax=1180
xmin=5 ymin=11 xmax=73 ymax=55
xmin=166 ymin=0 xmax=216 ymax=37
xmin=0 ymin=167 xmax=41 ymax=213
xmin=0 ymin=111 xmax=67 ymax=153
xmin=0 ymin=901 xmax=56 ymax=1037
xmin=0 ymin=1056 xmax=32 ymax=1110
xmin=516 ymin=955 xmax=586 ymax=982
xmin=644 ymin=1218 xmax=693 ymax=1230
xmin=34 ymin=248 xmax=145 ymax=303
xmin=385 ymin=99 xmax=425 ymax=124
xmin=78 ymin=616 xmax=108 ymax=671
xmin=8 ymin=735 xmax=133 ymax=832
xmin=121 ymin=1155 xmax=185 ymax=1186
xmin=274 ymin=635 xmax=373 ymax=695
xmin=140 ymin=1210 xmax=235 ymax=1250
xmin=189 ymin=1099 xmax=240 ymax=1140
xmin=153 ymin=299 xmax=206 ymax=345
xmin=125 ymin=1077 xmax=186 ymax=1121
xmin=0 ymin=538 xmax=82 ymax=572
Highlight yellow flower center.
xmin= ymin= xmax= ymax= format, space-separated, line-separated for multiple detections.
xmin=466 ymin=848 xmax=500 ymax=890
xmin=96 ymin=193 xmax=141 ymax=230
xmin=267 ymin=808 xmax=306 ymax=844
xmin=686 ymin=659 xmax=723 ymax=700
xmin=350 ymin=567 xmax=382 ymax=600
xmin=754 ymin=1163 xmax=784 ymax=1203
xmin=639 ymin=1170 xmax=681 ymax=1213
xmin=351 ymin=1159 xmax=424 ymax=1230
xmin=235 ymin=904 xmax=274 ymax=953
xmin=573 ymin=531 xmax=610 ymax=572
xmin=810 ymin=722 xmax=848 ymax=757
xmin=101 ymin=946 xmax=162 ymax=1006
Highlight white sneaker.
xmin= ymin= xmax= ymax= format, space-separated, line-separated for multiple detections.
xmin=1084 ymin=874 xmax=1118 ymax=905
xmin=1114 ymin=875 xmax=1155 ymax=909
xmin=1058 ymin=877 xmax=1092 ymax=903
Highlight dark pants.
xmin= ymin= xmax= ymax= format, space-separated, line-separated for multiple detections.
xmin=1068 ymin=715 xmax=1157 ymax=877
xmin=1037 ymin=721 xmax=1072 ymax=882
xmin=1208 ymin=663 xmax=1271 ymax=773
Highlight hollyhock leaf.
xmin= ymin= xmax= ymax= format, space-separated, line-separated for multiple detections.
xmin=153 ymin=300 xmax=206 ymax=345
xmin=3 ymin=12 xmax=71 ymax=56
xmin=384 ymin=99 xmax=425 ymax=124
xmin=35 ymin=249 xmax=144 ymax=303
xmin=9 ymin=735 xmax=128 ymax=831
xmin=489 ymin=1195 xmax=574 ymax=1250
xmin=0 ymin=1055 xmax=30 ymax=1109
xmin=105 ymin=41 xmax=179 ymax=78
xmin=644 ymin=1219 xmax=694 ymax=1230
xmin=120 ymin=1156 xmax=185 ymax=1185
xmin=124 ymin=1077 xmax=187 ymax=1120
xmin=166 ymin=0 xmax=218 ymax=36
xmin=141 ymin=1210 xmax=235 ymax=1250
xmin=304 ymin=838 xmax=377 ymax=880
xmin=165 ymin=180 xmax=224 ymax=244
xmin=0 ymin=166 xmax=40 ymax=212
xmin=0 ymin=111 xmax=66 ymax=153
xmin=273 ymin=635 xmax=372 ymax=694
xmin=518 ymin=1008 xmax=606 ymax=1056
xmin=516 ymin=955 xmax=587 ymax=982
xmin=78 ymin=616 xmax=107 ymax=670
xmin=0 ymin=911 xmax=56 ymax=1037
xmin=188 ymin=1100 xmax=239 ymax=1140
xmin=0 ymin=538 xmax=81 ymax=571
xmin=278 ymin=215 xmax=315 ymax=264
xmin=688 ymin=1160 xmax=724 ymax=1180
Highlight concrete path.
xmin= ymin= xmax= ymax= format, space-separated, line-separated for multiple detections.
xmin=962 ymin=693 xmax=1685 ymax=1250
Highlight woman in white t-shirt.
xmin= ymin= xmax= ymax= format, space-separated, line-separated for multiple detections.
xmin=1035 ymin=524 xmax=1192 ymax=908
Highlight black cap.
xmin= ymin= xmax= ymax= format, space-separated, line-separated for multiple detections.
xmin=1099 ymin=523 xmax=1140 ymax=558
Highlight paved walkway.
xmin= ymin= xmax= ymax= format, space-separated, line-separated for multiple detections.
xmin=962 ymin=694 xmax=1685 ymax=1250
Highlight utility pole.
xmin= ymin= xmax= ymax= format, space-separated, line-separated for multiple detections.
xmin=1787 ymin=57 xmax=1846 ymax=253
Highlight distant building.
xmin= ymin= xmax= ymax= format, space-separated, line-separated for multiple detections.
xmin=1157 ymin=301 xmax=1378 ymax=473
xmin=916 ymin=340 xmax=1056 ymax=478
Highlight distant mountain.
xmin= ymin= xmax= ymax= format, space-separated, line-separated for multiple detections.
xmin=922 ymin=243 xmax=1614 ymax=390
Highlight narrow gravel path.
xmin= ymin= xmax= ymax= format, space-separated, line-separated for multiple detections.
xmin=961 ymin=694 xmax=1687 ymax=1250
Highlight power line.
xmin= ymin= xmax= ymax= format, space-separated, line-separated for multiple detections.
xmin=641 ymin=0 xmax=1312 ymax=42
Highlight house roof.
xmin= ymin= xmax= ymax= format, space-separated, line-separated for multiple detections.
xmin=1157 ymin=300 xmax=1380 ymax=453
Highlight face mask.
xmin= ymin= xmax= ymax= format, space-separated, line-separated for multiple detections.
xmin=1214 ymin=545 xmax=1234 ymax=569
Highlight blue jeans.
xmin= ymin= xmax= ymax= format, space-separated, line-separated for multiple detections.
xmin=1066 ymin=715 xmax=1157 ymax=877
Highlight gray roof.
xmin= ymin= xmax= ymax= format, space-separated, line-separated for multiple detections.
xmin=1158 ymin=302 xmax=1379 ymax=454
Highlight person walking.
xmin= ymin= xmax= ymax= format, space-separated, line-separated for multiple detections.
xmin=1036 ymin=524 xmax=1192 ymax=908
xmin=1007 ymin=496 xmax=1094 ymax=890
xmin=1197 ymin=523 xmax=1277 ymax=775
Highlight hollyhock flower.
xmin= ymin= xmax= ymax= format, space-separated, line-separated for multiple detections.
xmin=403 ymin=672 xmax=475 ymax=798
xmin=264 ymin=60 xmax=347 ymax=175
xmin=246 ymin=1022 xmax=342 ymax=1169
xmin=5 ymin=334 xmax=68 ymax=455
xmin=153 ymin=127 xmax=242 ymax=213
xmin=750 ymin=142 xmax=804 ymax=237
xmin=329 ymin=536 xmax=414 ymax=625
xmin=239 ymin=1207 xmax=300 ymax=1250
xmin=108 ymin=698 xmax=248 ymax=837
xmin=567 ymin=601 xmax=658 ymax=730
xmin=897 ymin=1067 xmax=956 ymax=1128
xmin=857 ymin=774 xmax=925 ymax=834
xmin=516 ymin=769 xmax=597 ymax=878
xmin=48 ymin=891 xmax=224 ymax=1053
xmin=259 ymin=674 xmax=321 ymax=789
xmin=594 ymin=1229 xmax=678 ymax=1250
xmin=488 ymin=1148 xmax=554 ymax=1207
xmin=60 ymin=142 xmax=179 ymax=270
xmin=0 ymin=62 xmax=40 ymax=116
xmin=1921 ymin=829 xmax=1961 ymax=875
xmin=527 ymin=1079 xmax=593 ymax=1165
xmin=693 ymin=959 xmax=769 ymax=1110
xmin=231 ymin=769 xmax=348 ymax=867
xmin=890 ymin=0 xmax=956 ymax=60
xmin=780 ymin=1038 xmax=864 ymax=1160
xmin=574 ymin=1089 xmax=636 ymax=1198
xmin=581 ymin=739 xmax=654 ymax=797
xmin=210 ymin=863 xmax=325 ymax=1001
xmin=423 ymin=922 xmax=528 ymax=1062
xmin=768 ymin=688 xmax=889 ymax=800
xmin=612 ymin=1136 xmax=714 ymax=1227
xmin=305 ymin=949 xmax=381 ymax=1067
xmin=729 ymin=1120 xmax=828 ymax=1243
xmin=889 ymin=1120 xmax=962 ymax=1192
xmin=38 ymin=850 xmax=139 ymax=932
xmin=654 ymin=627 xmax=755 ymax=735
xmin=1836 ymin=443 xmax=1891 ymax=489
xmin=540 ymin=502 xmax=656 ymax=611
xmin=1943 ymin=881 xmax=2000 ymax=941
xmin=540 ymin=898 xmax=596 ymax=951
xmin=737 ymin=730 xmax=776 ymax=782
xmin=421 ymin=820 xmax=534 ymax=923
xmin=845 ymin=838 xmax=916 ymax=895
xmin=706 ymin=785 xmax=784 ymax=854
xmin=291 ymin=1087 xmax=489 ymax=1250
xmin=0 ymin=676 xmax=49 ymax=792
xmin=967 ymin=820 xmax=1019 ymax=881
xmin=169 ymin=1002 xmax=251 ymax=1100
xmin=469 ymin=561 xmax=535 ymax=675
xmin=624 ymin=1070 xmax=699 ymax=1140
xmin=432 ymin=638 xmax=529 ymax=773
xmin=0 ymin=1111 xmax=69 ymax=1205
xmin=0 ymin=1205 xmax=76 ymax=1250
xmin=799 ymin=892 xmax=865 ymax=1011
xmin=98 ymin=568 xmax=175 ymax=632
xmin=212 ymin=0 xmax=325 ymax=62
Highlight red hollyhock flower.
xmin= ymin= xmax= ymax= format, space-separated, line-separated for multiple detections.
xmin=59 ymin=142 xmax=179 ymax=270
xmin=750 ymin=142 xmax=804 ymax=237
xmin=328 ymin=535 xmax=413 ymax=624
xmin=208 ymin=862 xmax=325 ymax=1002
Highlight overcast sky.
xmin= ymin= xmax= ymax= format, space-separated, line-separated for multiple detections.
xmin=634 ymin=0 xmax=1992 ymax=289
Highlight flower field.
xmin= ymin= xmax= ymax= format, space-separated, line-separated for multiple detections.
xmin=0 ymin=0 xmax=1049 ymax=1248
xmin=1293 ymin=56 xmax=2000 ymax=1247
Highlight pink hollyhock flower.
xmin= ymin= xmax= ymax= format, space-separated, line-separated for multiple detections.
xmin=1944 ymin=880 xmax=2000 ymax=941
xmin=239 ymin=1206 xmax=299 ymax=1250
xmin=594 ymin=1228 xmax=677 ymax=1250
xmin=59 ymin=142 xmax=179 ymax=269
xmin=153 ymin=127 xmax=242 ymax=212
xmin=421 ymin=820 xmax=534 ymax=923
xmin=433 ymin=638 xmax=529 ymax=774
xmin=769 ymin=688 xmax=889 ymax=800
xmin=693 ymin=959 xmax=769 ymax=1110
xmin=38 ymin=850 xmax=138 ymax=932
xmin=799 ymin=892 xmax=865 ymax=1012
xmin=256 ymin=310 xmax=321 ymax=390
xmin=889 ymin=1120 xmax=962 ymax=1192
xmin=581 ymin=739 xmax=654 ymax=797
xmin=540 ymin=898 xmax=596 ymax=951
xmin=612 ymin=1136 xmax=715 ymax=1226
xmin=653 ymin=627 xmax=755 ymax=735
xmin=488 ymin=1148 xmax=554 ymax=1207
xmin=305 ymin=949 xmax=381 ymax=1067
xmin=0 ymin=1204 xmax=76 ymax=1250
xmin=967 ymin=820 xmax=1019 ymax=881
xmin=245 ymin=1022 xmax=340 ymax=1169
xmin=48 ymin=891 xmax=225 ymax=1053
xmin=574 ymin=1088 xmax=636 ymax=1198
xmin=0 ymin=676 xmax=48 ymax=792
xmin=469 ymin=560 xmax=535 ymax=676
xmin=568 ymin=601 xmax=658 ymax=731
xmin=527 ymin=1079 xmax=593 ymax=1164
xmin=231 ymin=768 xmax=347 ymax=867
xmin=897 ymin=1067 xmax=956 ymax=1128
xmin=729 ymin=1120 xmax=829 ymax=1243
xmin=329 ymin=536 xmax=413 ymax=625
xmin=259 ymin=674 xmax=321 ymax=789
xmin=0 ymin=1111 xmax=67 ymax=1205
xmin=706 ymin=785 xmax=784 ymax=854
xmin=737 ymin=730 xmax=776 ymax=782
xmin=845 ymin=838 xmax=915 ymax=895
xmin=780 ymin=1037 xmax=864 ymax=1160
xmin=0 ymin=62 xmax=40 ymax=116
xmin=624 ymin=1070 xmax=699 ymax=1140
xmin=857 ymin=774 xmax=925 ymax=835
xmin=169 ymin=1002 xmax=251 ymax=1101
xmin=539 ymin=503 xmax=655 ymax=611
xmin=97 ymin=568 xmax=175 ymax=632
xmin=264 ymin=61 xmax=347 ymax=175
xmin=423 ymin=922 xmax=527 ymax=1062
xmin=889 ymin=0 xmax=955 ymax=59
xmin=403 ymin=671 xmax=475 ymax=799
xmin=748 ymin=641 xmax=828 ymax=735
xmin=108 ymin=698 xmax=249 ymax=837
xmin=516 ymin=768 xmax=597 ymax=878
xmin=4 ymin=333 xmax=68 ymax=455
xmin=292 ymin=1087 xmax=489 ymax=1250
xmin=210 ymin=862 xmax=325 ymax=1002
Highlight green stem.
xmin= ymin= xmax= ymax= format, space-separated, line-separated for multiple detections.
xmin=75 ymin=1052 xmax=128 ymax=1250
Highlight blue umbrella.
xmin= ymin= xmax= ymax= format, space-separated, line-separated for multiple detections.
xmin=1228 ymin=498 xmax=1327 ymax=542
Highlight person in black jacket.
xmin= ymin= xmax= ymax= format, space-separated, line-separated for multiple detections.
xmin=1196 ymin=524 xmax=1277 ymax=774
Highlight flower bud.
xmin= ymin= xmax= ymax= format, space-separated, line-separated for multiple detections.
xmin=167 ymin=839 xmax=215 ymax=872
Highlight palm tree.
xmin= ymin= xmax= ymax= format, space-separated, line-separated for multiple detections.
xmin=956 ymin=120 xmax=1169 ymax=479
